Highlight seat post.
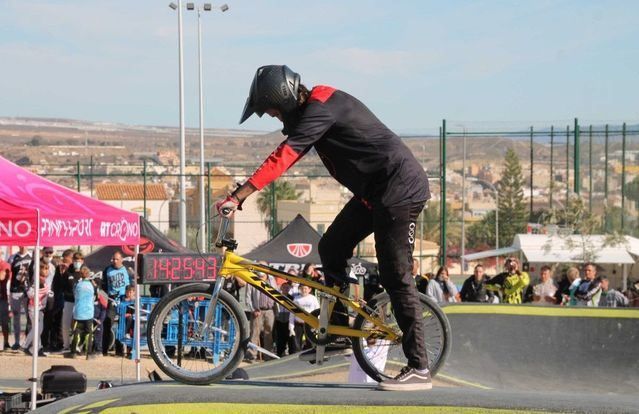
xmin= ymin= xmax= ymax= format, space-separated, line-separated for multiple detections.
xmin=315 ymin=291 xmax=336 ymax=364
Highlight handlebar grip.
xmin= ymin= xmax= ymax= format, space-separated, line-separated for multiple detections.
xmin=221 ymin=207 xmax=233 ymax=216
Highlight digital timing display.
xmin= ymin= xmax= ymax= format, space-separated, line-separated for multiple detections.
xmin=138 ymin=253 xmax=219 ymax=284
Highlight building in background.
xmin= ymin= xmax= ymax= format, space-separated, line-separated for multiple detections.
xmin=95 ymin=182 xmax=171 ymax=233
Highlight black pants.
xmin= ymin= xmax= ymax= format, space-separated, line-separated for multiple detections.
xmin=103 ymin=304 xmax=123 ymax=355
xmin=40 ymin=306 xmax=59 ymax=350
xmin=318 ymin=197 xmax=428 ymax=370
xmin=274 ymin=319 xmax=298 ymax=357
xmin=70 ymin=319 xmax=93 ymax=355
xmin=293 ymin=322 xmax=312 ymax=351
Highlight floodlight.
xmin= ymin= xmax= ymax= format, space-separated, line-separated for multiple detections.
xmin=220 ymin=4 xmax=229 ymax=12
xmin=186 ymin=3 xmax=195 ymax=10
xmin=169 ymin=3 xmax=177 ymax=10
xmin=203 ymin=3 xmax=212 ymax=11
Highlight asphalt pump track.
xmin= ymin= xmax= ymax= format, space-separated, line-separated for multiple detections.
xmin=34 ymin=304 xmax=639 ymax=413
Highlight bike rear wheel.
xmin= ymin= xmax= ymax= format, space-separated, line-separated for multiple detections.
xmin=147 ymin=283 xmax=249 ymax=385
xmin=352 ymin=292 xmax=451 ymax=382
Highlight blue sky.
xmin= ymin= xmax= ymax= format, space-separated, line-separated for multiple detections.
xmin=0 ymin=0 xmax=637 ymax=134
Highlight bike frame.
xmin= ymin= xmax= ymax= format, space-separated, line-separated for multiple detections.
xmin=204 ymin=249 xmax=399 ymax=343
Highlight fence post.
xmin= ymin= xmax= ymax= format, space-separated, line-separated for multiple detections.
xmin=440 ymin=119 xmax=447 ymax=267
xmin=206 ymin=162 xmax=211 ymax=252
xmin=76 ymin=161 xmax=81 ymax=192
xmin=529 ymin=126 xmax=534 ymax=219
xmin=588 ymin=124 xmax=592 ymax=214
xmin=550 ymin=126 xmax=554 ymax=209
xmin=270 ymin=181 xmax=276 ymax=239
xmin=574 ymin=118 xmax=580 ymax=195
xmin=604 ymin=124 xmax=609 ymax=232
xmin=143 ymin=160 xmax=148 ymax=220
xmin=621 ymin=122 xmax=627 ymax=229
xmin=566 ymin=125 xmax=570 ymax=204
xmin=90 ymin=155 xmax=94 ymax=198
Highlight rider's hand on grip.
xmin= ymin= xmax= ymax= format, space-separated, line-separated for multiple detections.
xmin=216 ymin=194 xmax=240 ymax=217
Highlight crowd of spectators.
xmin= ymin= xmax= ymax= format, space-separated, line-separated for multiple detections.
xmin=2 ymin=248 xmax=635 ymax=362
xmin=223 ymin=262 xmax=327 ymax=361
xmin=219 ymin=255 xmax=636 ymax=362
xmin=414 ymin=257 xmax=634 ymax=308
xmin=0 ymin=247 xmax=135 ymax=357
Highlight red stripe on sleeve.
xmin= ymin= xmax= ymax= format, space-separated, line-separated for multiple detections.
xmin=308 ymin=85 xmax=336 ymax=103
xmin=247 ymin=142 xmax=301 ymax=190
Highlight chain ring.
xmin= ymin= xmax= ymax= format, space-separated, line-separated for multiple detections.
xmin=304 ymin=309 xmax=339 ymax=346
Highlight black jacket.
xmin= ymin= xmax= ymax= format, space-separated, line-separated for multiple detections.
xmin=60 ymin=269 xmax=82 ymax=303
xmin=460 ymin=275 xmax=494 ymax=303
xmin=247 ymin=86 xmax=430 ymax=208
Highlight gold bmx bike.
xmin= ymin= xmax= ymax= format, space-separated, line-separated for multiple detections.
xmin=147 ymin=216 xmax=451 ymax=385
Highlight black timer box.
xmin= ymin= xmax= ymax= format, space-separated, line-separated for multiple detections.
xmin=137 ymin=253 xmax=221 ymax=284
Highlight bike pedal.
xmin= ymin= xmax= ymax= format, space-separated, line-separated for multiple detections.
xmin=308 ymin=357 xmax=329 ymax=365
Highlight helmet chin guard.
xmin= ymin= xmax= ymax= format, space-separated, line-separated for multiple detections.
xmin=239 ymin=65 xmax=300 ymax=124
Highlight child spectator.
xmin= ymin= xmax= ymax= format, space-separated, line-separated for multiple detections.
xmin=92 ymin=273 xmax=108 ymax=355
xmin=289 ymin=285 xmax=319 ymax=351
xmin=22 ymin=263 xmax=50 ymax=357
xmin=274 ymin=282 xmax=297 ymax=357
xmin=485 ymin=257 xmax=530 ymax=304
xmin=8 ymin=246 xmax=32 ymax=350
xmin=0 ymin=259 xmax=12 ymax=350
xmin=66 ymin=266 xmax=96 ymax=359
xmin=122 ymin=285 xmax=136 ymax=339
xmin=29 ymin=247 xmax=56 ymax=351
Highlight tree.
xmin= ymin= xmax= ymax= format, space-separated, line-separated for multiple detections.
xmin=466 ymin=211 xmax=497 ymax=250
xmin=497 ymin=148 xmax=527 ymax=246
xmin=28 ymin=135 xmax=43 ymax=146
xmin=540 ymin=193 xmax=626 ymax=263
xmin=256 ymin=180 xmax=301 ymax=235
xmin=417 ymin=200 xmax=461 ymax=250
xmin=625 ymin=176 xmax=639 ymax=210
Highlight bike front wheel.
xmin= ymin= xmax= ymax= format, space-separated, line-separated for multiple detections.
xmin=147 ymin=283 xmax=249 ymax=385
xmin=352 ymin=292 xmax=451 ymax=382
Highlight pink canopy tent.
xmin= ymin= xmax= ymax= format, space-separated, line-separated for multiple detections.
xmin=0 ymin=155 xmax=140 ymax=409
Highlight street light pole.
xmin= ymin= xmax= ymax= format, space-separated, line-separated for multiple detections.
xmin=196 ymin=5 xmax=206 ymax=252
xmin=461 ymin=128 xmax=466 ymax=274
xmin=169 ymin=1 xmax=187 ymax=247
xmin=187 ymin=2 xmax=229 ymax=252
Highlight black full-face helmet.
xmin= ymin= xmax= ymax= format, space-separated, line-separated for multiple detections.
xmin=239 ymin=65 xmax=301 ymax=124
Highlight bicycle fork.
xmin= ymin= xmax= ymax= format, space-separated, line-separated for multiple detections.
xmin=198 ymin=277 xmax=279 ymax=360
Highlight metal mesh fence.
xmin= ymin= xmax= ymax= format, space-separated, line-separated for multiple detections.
xmin=19 ymin=119 xmax=638 ymax=275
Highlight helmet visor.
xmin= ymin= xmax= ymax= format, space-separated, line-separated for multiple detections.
xmin=239 ymin=95 xmax=255 ymax=124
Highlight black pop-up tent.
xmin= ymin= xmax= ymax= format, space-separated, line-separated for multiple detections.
xmin=245 ymin=214 xmax=377 ymax=278
xmin=85 ymin=217 xmax=190 ymax=271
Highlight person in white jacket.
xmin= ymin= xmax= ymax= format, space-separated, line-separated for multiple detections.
xmin=22 ymin=262 xmax=50 ymax=356
xmin=426 ymin=266 xmax=458 ymax=304
xmin=288 ymin=285 xmax=319 ymax=351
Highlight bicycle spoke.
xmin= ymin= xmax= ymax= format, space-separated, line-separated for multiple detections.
xmin=150 ymin=291 xmax=241 ymax=382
